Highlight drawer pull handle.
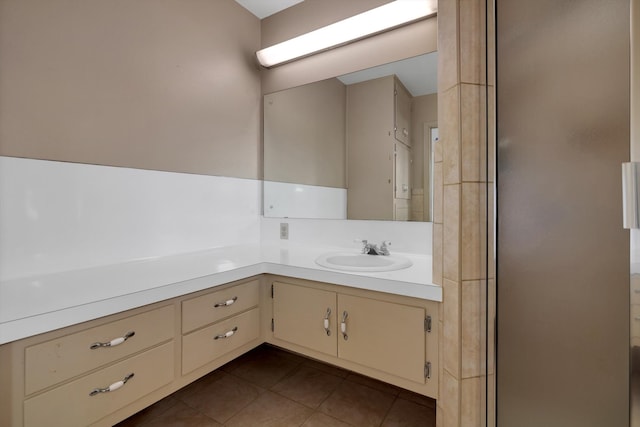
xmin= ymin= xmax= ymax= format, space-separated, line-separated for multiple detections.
xmin=323 ymin=308 xmax=332 ymax=336
xmin=214 ymin=297 xmax=238 ymax=308
xmin=341 ymin=311 xmax=348 ymax=341
xmin=214 ymin=326 xmax=238 ymax=340
xmin=89 ymin=373 xmax=134 ymax=396
xmin=90 ymin=331 xmax=135 ymax=350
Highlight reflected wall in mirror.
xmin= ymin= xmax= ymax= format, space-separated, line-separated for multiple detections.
xmin=263 ymin=52 xmax=437 ymax=222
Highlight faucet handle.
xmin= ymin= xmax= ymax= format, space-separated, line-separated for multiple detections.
xmin=353 ymin=239 xmax=368 ymax=253
xmin=380 ymin=241 xmax=391 ymax=255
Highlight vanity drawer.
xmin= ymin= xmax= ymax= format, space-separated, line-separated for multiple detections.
xmin=182 ymin=279 xmax=259 ymax=334
xmin=25 ymin=305 xmax=174 ymax=395
xmin=182 ymin=307 xmax=260 ymax=374
xmin=24 ymin=341 xmax=174 ymax=427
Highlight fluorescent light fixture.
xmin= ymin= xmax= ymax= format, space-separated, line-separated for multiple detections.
xmin=256 ymin=0 xmax=436 ymax=68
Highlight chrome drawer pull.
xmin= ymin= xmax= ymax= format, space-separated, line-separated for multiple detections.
xmin=90 ymin=331 xmax=135 ymax=349
xmin=323 ymin=308 xmax=332 ymax=336
xmin=214 ymin=326 xmax=238 ymax=340
xmin=89 ymin=373 xmax=134 ymax=396
xmin=341 ymin=311 xmax=348 ymax=341
xmin=214 ymin=296 xmax=238 ymax=308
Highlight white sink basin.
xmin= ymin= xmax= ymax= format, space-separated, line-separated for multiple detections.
xmin=315 ymin=252 xmax=413 ymax=272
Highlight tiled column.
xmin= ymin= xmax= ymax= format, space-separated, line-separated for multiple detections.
xmin=434 ymin=0 xmax=494 ymax=426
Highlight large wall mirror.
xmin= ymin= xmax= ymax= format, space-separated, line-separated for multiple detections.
xmin=263 ymin=51 xmax=437 ymax=222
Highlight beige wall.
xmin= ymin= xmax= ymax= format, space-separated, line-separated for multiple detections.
xmin=0 ymin=0 xmax=262 ymax=179
xmin=264 ymin=78 xmax=346 ymax=188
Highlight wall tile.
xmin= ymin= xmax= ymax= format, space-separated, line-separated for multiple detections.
xmin=461 ymin=182 xmax=485 ymax=281
xmin=439 ymin=319 xmax=444 ymax=379
xmin=461 ymin=377 xmax=481 ymax=427
xmin=438 ymin=1 xmax=492 ymax=425
xmin=443 ymin=278 xmax=460 ymax=378
xmin=433 ymin=223 xmax=443 ymax=285
xmin=461 ymin=183 xmax=494 ymax=281
xmin=441 ymin=369 xmax=460 ymax=427
xmin=440 ymin=86 xmax=461 ymax=185
xmin=443 ymin=184 xmax=460 ymax=281
xmin=459 ymin=0 xmax=486 ymax=85
xmin=433 ymin=162 xmax=444 ymax=224
xmin=461 ymin=84 xmax=486 ymax=183
xmin=436 ymin=405 xmax=444 ymax=427
xmin=461 ymin=280 xmax=482 ymax=378
xmin=486 ymin=0 xmax=496 ymax=87
xmin=437 ymin=0 xmax=459 ymax=93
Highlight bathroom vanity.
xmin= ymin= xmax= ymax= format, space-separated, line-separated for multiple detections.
xmin=0 ymin=244 xmax=440 ymax=427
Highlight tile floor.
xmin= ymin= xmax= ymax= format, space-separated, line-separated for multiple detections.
xmin=115 ymin=344 xmax=436 ymax=427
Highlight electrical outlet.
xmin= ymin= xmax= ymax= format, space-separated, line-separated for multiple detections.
xmin=279 ymin=223 xmax=289 ymax=240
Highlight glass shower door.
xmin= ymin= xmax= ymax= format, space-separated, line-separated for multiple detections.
xmin=631 ymin=0 xmax=640 ymax=424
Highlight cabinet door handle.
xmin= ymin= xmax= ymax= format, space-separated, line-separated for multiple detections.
xmin=89 ymin=373 xmax=134 ymax=396
xmin=90 ymin=331 xmax=135 ymax=350
xmin=214 ymin=326 xmax=238 ymax=340
xmin=341 ymin=311 xmax=348 ymax=341
xmin=214 ymin=296 xmax=238 ymax=308
xmin=323 ymin=308 xmax=332 ymax=336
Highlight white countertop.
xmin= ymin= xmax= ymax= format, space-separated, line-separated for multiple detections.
xmin=0 ymin=243 xmax=440 ymax=344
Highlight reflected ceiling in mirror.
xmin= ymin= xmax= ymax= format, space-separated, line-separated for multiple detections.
xmin=263 ymin=52 xmax=437 ymax=222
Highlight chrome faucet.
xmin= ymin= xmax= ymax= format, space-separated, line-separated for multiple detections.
xmin=357 ymin=240 xmax=391 ymax=256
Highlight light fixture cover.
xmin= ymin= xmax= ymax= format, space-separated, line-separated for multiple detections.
xmin=256 ymin=0 xmax=436 ymax=68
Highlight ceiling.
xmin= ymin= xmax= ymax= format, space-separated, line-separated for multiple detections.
xmin=234 ymin=0 xmax=303 ymax=19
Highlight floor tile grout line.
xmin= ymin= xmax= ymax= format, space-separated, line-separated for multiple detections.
xmin=116 ymin=344 xmax=436 ymax=426
xmin=130 ymin=395 xmax=181 ymax=427
xmin=175 ymin=373 xmax=263 ymax=426
xmin=378 ymin=395 xmax=400 ymax=427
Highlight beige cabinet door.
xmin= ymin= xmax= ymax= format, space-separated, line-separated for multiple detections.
xmin=394 ymin=78 xmax=411 ymax=146
xmin=337 ymin=294 xmax=426 ymax=383
xmin=394 ymin=142 xmax=411 ymax=200
xmin=272 ymin=282 xmax=337 ymax=356
xmin=346 ymin=76 xmax=394 ymax=220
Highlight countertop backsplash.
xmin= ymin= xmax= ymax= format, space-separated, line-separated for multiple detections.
xmin=0 ymin=156 xmax=262 ymax=281
xmin=260 ymin=217 xmax=432 ymax=255
xmin=1 ymin=156 xmax=431 ymax=282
